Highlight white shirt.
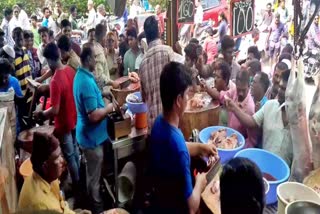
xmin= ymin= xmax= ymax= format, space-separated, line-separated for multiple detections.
xmin=19 ymin=9 xmax=30 ymax=30
xmin=0 ymin=18 xmax=15 ymax=47
xmin=11 ymin=16 xmax=22 ymax=29
xmin=194 ymin=5 xmax=204 ymax=24
xmin=86 ymin=8 xmax=96 ymax=30
xmin=48 ymin=17 xmax=59 ymax=38
xmin=277 ymin=7 xmax=289 ymax=23
xmin=96 ymin=13 xmax=106 ymax=26
xmin=253 ymin=100 xmax=293 ymax=166
xmin=129 ymin=4 xmax=143 ymax=18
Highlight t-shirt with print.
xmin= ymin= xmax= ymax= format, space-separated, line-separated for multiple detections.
xmin=150 ymin=115 xmax=193 ymax=202
xmin=50 ymin=65 xmax=77 ymax=136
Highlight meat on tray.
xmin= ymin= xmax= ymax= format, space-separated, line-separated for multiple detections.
xmin=207 ymin=128 xmax=238 ymax=149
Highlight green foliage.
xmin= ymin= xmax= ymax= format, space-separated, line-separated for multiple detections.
xmin=148 ymin=0 xmax=168 ymax=10
xmin=0 ymin=0 xmax=111 ymax=19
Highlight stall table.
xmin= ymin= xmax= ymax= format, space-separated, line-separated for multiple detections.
xmin=111 ymin=127 xmax=148 ymax=205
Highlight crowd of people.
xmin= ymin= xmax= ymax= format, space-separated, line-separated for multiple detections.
xmin=0 ymin=0 xmax=319 ymax=214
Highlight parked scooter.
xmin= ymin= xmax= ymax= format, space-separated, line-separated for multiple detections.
xmin=303 ymin=49 xmax=320 ymax=82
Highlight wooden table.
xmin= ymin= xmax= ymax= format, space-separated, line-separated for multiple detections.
xmin=111 ymin=127 xmax=148 ymax=205
xmin=0 ymin=108 xmax=18 ymax=213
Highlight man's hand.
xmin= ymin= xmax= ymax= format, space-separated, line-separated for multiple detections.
xmin=116 ymin=56 xmax=122 ymax=65
xmin=111 ymin=81 xmax=120 ymax=89
xmin=33 ymin=110 xmax=45 ymax=121
xmin=195 ymin=172 xmax=207 ymax=192
xmin=35 ymin=77 xmax=42 ymax=83
xmin=199 ymin=78 xmax=208 ymax=91
xmin=199 ymin=143 xmax=217 ymax=158
xmin=224 ymin=96 xmax=237 ymax=112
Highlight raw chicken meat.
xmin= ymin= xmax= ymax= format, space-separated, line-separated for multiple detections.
xmin=207 ymin=129 xmax=238 ymax=149
xmin=309 ymin=75 xmax=320 ymax=169
xmin=190 ymin=93 xmax=205 ymax=109
xmin=285 ymin=59 xmax=313 ymax=182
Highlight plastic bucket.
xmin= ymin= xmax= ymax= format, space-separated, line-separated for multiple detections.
xmin=277 ymin=182 xmax=320 ymax=214
xmin=199 ymin=126 xmax=245 ymax=164
xmin=135 ymin=112 xmax=147 ymax=129
xmin=235 ymin=149 xmax=290 ymax=204
xmin=118 ymin=162 xmax=136 ymax=203
xmin=19 ymin=158 xmax=33 ymax=179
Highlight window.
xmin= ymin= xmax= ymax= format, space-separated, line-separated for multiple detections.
xmin=202 ymin=0 xmax=221 ymax=10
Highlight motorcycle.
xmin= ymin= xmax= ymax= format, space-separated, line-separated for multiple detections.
xmin=303 ymin=49 xmax=320 ymax=82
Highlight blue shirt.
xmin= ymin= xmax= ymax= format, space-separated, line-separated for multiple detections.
xmin=260 ymin=96 xmax=268 ymax=107
xmin=150 ymin=115 xmax=192 ymax=200
xmin=73 ymin=67 xmax=108 ymax=149
xmin=42 ymin=18 xmax=49 ymax=28
xmin=0 ymin=75 xmax=23 ymax=97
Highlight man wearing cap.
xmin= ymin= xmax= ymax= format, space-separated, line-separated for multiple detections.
xmin=18 ymin=132 xmax=73 ymax=213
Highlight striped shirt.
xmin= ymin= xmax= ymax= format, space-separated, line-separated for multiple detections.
xmin=14 ymin=47 xmax=32 ymax=95
xmin=138 ymin=39 xmax=175 ymax=128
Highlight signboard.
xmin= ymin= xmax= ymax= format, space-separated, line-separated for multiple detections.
xmin=230 ymin=0 xmax=255 ymax=38
xmin=177 ymin=0 xmax=195 ymax=23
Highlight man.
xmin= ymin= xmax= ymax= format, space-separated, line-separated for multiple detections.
xmin=12 ymin=27 xmax=32 ymax=96
xmin=73 ymin=44 xmax=114 ymax=214
xmin=123 ymin=28 xmax=141 ymax=75
xmin=23 ymin=30 xmax=41 ymax=79
xmin=33 ymin=43 xmax=79 ymax=192
xmin=203 ymin=27 xmax=218 ymax=65
xmin=135 ymin=32 xmax=147 ymax=71
xmin=96 ymin=4 xmax=107 ymax=26
xmin=0 ymin=58 xmax=23 ymax=97
xmin=18 ymin=132 xmax=73 ymax=213
xmin=69 ymin=5 xmax=79 ymax=30
xmin=0 ymin=29 xmax=5 ymax=49
xmin=259 ymin=3 xmax=273 ymax=32
xmin=155 ymin=5 xmax=164 ymax=36
xmin=57 ymin=35 xmax=81 ymax=71
xmin=139 ymin=15 xmax=176 ymax=128
xmin=266 ymin=61 xmax=288 ymax=99
xmin=129 ymin=0 xmax=144 ymax=18
xmin=87 ymin=28 xmax=95 ymax=44
xmin=37 ymin=26 xmax=50 ymax=70
xmin=247 ymin=46 xmax=261 ymax=61
xmin=17 ymin=4 xmax=30 ymax=31
xmin=54 ymin=1 xmax=68 ymax=28
xmin=93 ymin=24 xmax=118 ymax=90
xmin=1 ymin=7 xmax=15 ymax=47
xmin=30 ymin=15 xmax=40 ymax=48
xmin=307 ymin=15 xmax=320 ymax=50
xmin=105 ymin=32 xmax=120 ymax=80
xmin=193 ymin=0 xmax=204 ymax=37
xmin=226 ymin=69 xmax=293 ymax=165
xmin=277 ymin=0 xmax=290 ymax=24
xmin=266 ymin=13 xmax=286 ymax=66
xmin=149 ymin=62 xmax=217 ymax=213
xmin=41 ymin=7 xmax=51 ymax=28
xmin=221 ymin=35 xmax=241 ymax=81
xmin=227 ymin=69 xmax=256 ymax=148
xmin=60 ymin=19 xmax=81 ymax=56
xmin=246 ymin=59 xmax=261 ymax=84
xmin=251 ymin=72 xmax=270 ymax=112
xmin=11 ymin=5 xmax=22 ymax=29
xmin=85 ymin=0 xmax=96 ymax=32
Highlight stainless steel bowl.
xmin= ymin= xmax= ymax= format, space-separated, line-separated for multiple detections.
xmin=285 ymin=201 xmax=320 ymax=214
